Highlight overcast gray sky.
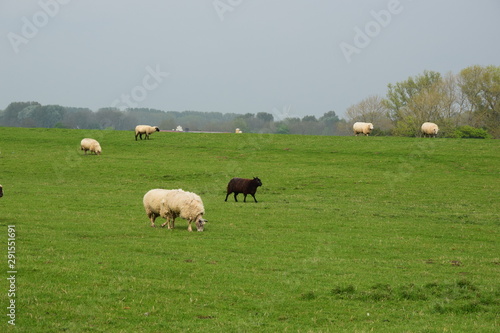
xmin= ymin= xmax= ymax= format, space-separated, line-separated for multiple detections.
xmin=2 ymin=0 xmax=499 ymax=120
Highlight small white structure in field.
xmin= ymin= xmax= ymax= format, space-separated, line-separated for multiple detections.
xmin=175 ymin=125 xmax=184 ymax=132
xmin=235 ymin=128 xmax=243 ymax=134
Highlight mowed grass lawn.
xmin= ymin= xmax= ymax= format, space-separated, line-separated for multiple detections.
xmin=0 ymin=127 xmax=499 ymax=332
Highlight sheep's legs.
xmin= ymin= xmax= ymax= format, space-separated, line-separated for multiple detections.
xmin=161 ymin=218 xmax=175 ymax=229
xmin=149 ymin=215 xmax=156 ymax=227
xmin=251 ymin=194 xmax=258 ymax=203
xmin=187 ymin=220 xmax=192 ymax=232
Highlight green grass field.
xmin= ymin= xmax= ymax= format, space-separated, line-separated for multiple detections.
xmin=1 ymin=127 xmax=499 ymax=332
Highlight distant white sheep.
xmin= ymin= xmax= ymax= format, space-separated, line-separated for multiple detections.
xmin=353 ymin=122 xmax=374 ymax=136
xmin=80 ymin=138 xmax=102 ymax=155
xmin=421 ymin=122 xmax=439 ymax=137
xmin=135 ymin=125 xmax=159 ymax=140
xmin=142 ymin=189 xmax=207 ymax=232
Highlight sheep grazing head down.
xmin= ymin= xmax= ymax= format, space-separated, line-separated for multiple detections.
xmin=195 ymin=218 xmax=208 ymax=232
xmin=0 ymin=185 xmax=3 ymax=198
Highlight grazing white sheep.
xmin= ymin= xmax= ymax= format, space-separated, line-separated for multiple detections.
xmin=421 ymin=122 xmax=439 ymax=137
xmin=135 ymin=125 xmax=159 ymax=140
xmin=353 ymin=122 xmax=374 ymax=136
xmin=80 ymin=138 xmax=102 ymax=155
xmin=161 ymin=189 xmax=207 ymax=232
xmin=142 ymin=189 xmax=207 ymax=232
xmin=143 ymin=189 xmax=171 ymax=227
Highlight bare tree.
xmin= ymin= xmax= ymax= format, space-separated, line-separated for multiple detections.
xmin=346 ymin=95 xmax=391 ymax=132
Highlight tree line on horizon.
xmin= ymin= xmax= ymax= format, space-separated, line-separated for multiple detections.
xmin=0 ymin=102 xmax=346 ymax=135
xmin=1 ymin=65 xmax=498 ymax=138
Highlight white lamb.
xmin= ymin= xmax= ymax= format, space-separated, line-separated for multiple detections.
xmin=135 ymin=125 xmax=159 ymax=140
xmin=80 ymin=138 xmax=102 ymax=155
xmin=421 ymin=122 xmax=439 ymax=138
xmin=353 ymin=122 xmax=374 ymax=136
xmin=160 ymin=190 xmax=207 ymax=232
xmin=142 ymin=189 xmax=207 ymax=232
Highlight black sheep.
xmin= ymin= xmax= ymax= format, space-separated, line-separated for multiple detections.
xmin=0 ymin=185 xmax=3 ymax=198
xmin=225 ymin=177 xmax=262 ymax=203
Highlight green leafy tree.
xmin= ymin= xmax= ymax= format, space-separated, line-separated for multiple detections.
xmin=256 ymin=112 xmax=274 ymax=123
xmin=2 ymin=101 xmax=41 ymax=126
xmin=458 ymin=65 xmax=500 ymax=137
xmin=319 ymin=110 xmax=341 ymax=135
xmin=385 ymin=70 xmax=442 ymax=122
xmin=33 ymin=105 xmax=66 ymax=128
xmin=385 ymin=71 xmax=448 ymax=136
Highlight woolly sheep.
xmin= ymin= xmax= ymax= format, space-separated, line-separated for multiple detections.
xmin=0 ymin=184 xmax=3 ymax=198
xmin=143 ymin=189 xmax=207 ymax=232
xmin=353 ymin=122 xmax=374 ymax=136
xmin=135 ymin=125 xmax=159 ymax=140
xmin=161 ymin=189 xmax=207 ymax=232
xmin=143 ymin=189 xmax=170 ymax=228
xmin=421 ymin=122 xmax=439 ymax=138
xmin=225 ymin=177 xmax=262 ymax=203
xmin=80 ymin=138 xmax=102 ymax=155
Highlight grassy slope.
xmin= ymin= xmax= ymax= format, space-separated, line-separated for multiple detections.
xmin=0 ymin=127 xmax=499 ymax=332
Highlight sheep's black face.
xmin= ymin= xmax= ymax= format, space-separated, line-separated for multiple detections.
xmin=253 ymin=177 xmax=262 ymax=187
xmin=0 ymin=187 xmax=3 ymax=198
xmin=196 ymin=218 xmax=207 ymax=232
xmin=155 ymin=127 xmax=160 ymax=132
